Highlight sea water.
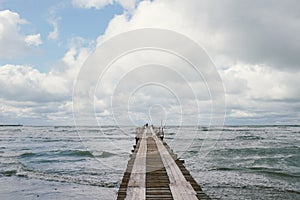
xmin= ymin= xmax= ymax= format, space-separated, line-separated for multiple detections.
xmin=0 ymin=125 xmax=299 ymax=199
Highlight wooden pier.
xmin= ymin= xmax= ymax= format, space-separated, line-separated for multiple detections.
xmin=117 ymin=126 xmax=210 ymax=200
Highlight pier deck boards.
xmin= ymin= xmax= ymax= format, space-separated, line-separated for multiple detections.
xmin=117 ymin=126 xmax=210 ymax=200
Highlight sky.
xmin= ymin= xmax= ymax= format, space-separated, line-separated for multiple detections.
xmin=0 ymin=0 xmax=299 ymax=126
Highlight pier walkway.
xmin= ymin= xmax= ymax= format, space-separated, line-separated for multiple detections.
xmin=117 ymin=126 xmax=210 ymax=200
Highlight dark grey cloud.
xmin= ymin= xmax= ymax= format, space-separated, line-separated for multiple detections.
xmin=197 ymin=0 xmax=300 ymax=70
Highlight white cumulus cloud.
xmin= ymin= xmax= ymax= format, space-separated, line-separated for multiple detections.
xmin=25 ymin=34 xmax=42 ymax=46
xmin=72 ymin=0 xmax=113 ymax=9
xmin=72 ymin=0 xmax=137 ymax=11
xmin=0 ymin=10 xmax=42 ymax=58
xmin=2 ymin=1 xmax=300 ymax=125
xmin=92 ymin=0 xmax=300 ymax=124
xmin=0 ymin=38 xmax=92 ymax=125
xmin=98 ymin=0 xmax=300 ymax=70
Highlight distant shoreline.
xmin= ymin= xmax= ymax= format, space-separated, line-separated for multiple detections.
xmin=0 ymin=124 xmax=23 ymax=127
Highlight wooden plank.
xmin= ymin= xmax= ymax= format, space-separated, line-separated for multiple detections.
xmin=125 ymin=128 xmax=147 ymax=200
xmin=146 ymin=137 xmax=173 ymax=199
xmin=150 ymin=127 xmax=199 ymax=200
xmin=118 ymin=126 xmax=210 ymax=200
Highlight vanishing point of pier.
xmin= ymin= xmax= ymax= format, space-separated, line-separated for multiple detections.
xmin=117 ymin=125 xmax=210 ymax=200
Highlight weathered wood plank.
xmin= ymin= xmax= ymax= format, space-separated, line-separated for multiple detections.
xmin=125 ymin=128 xmax=147 ymax=200
xmin=146 ymin=137 xmax=173 ymax=199
xmin=150 ymin=127 xmax=199 ymax=200
xmin=117 ymin=126 xmax=210 ymax=200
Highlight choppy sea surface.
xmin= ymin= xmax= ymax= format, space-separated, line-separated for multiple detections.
xmin=0 ymin=125 xmax=299 ymax=199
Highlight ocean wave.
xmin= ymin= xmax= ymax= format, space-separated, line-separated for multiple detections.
xmin=48 ymin=129 xmax=77 ymax=133
xmin=209 ymin=166 xmax=300 ymax=179
xmin=1 ymin=162 xmax=119 ymax=188
xmin=209 ymin=167 xmax=239 ymax=171
xmin=235 ymin=135 xmax=264 ymax=140
xmin=18 ymin=150 xmax=95 ymax=159
xmin=60 ymin=150 xmax=94 ymax=157
xmin=17 ymin=171 xmax=118 ymax=188
xmin=94 ymin=151 xmax=117 ymax=158
xmin=18 ymin=150 xmax=118 ymax=159
xmin=17 ymin=169 xmax=118 ymax=188
xmin=211 ymin=147 xmax=298 ymax=157
xmin=19 ymin=152 xmax=36 ymax=158
xmin=248 ymin=167 xmax=300 ymax=178
xmin=0 ymin=169 xmax=17 ymax=176
xmin=33 ymin=138 xmax=79 ymax=143
xmin=198 ymin=127 xmax=265 ymax=132
xmin=0 ymin=128 xmax=22 ymax=132
xmin=210 ymin=184 xmax=300 ymax=195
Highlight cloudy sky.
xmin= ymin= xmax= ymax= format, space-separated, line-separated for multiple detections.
xmin=0 ymin=0 xmax=299 ymax=126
